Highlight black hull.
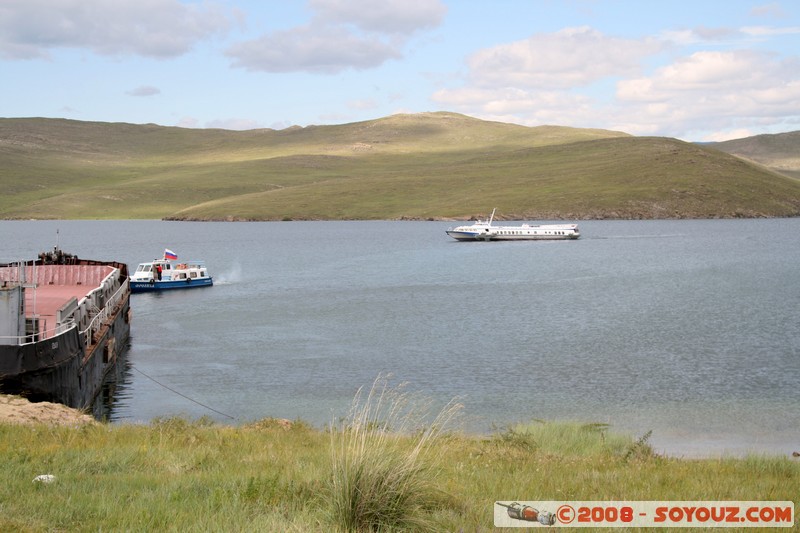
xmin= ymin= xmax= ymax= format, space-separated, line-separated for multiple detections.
xmin=0 ymin=297 xmax=131 ymax=410
xmin=0 ymin=250 xmax=132 ymax=412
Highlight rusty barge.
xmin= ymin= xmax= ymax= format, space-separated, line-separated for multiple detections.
xmin=0 ymin=248 xmax=131 ymax=410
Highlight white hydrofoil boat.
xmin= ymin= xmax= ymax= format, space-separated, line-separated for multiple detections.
xmin=446 ymin=209 xmax=580 ymax=241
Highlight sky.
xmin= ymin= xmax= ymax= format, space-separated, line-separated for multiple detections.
xmin=1 ymin=0 xmax=799 ymax=141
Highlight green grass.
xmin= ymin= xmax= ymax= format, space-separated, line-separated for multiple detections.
xmin=328 ymin=377 xmax=461 ymax=531
xmin=2 ymin=113 xmax=799 ymax=220
xmin=1 ymin=403 xmax=798 ymax=531
xmin=711 ymin=131 xmax=800 ymax=180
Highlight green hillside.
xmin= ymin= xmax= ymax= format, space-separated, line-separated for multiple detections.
xmin=1 ymin=112 xmax=799 ymax=220
xmin=708 ymin=131 xmax=800 ymax=180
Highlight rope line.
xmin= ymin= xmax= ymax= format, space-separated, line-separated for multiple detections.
xmin=132 ymin=366 xmax=235 ymax=420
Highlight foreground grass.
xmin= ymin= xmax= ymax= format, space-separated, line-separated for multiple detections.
xmin=329 ymin=379 xmax=462 ymax=531
xmin=1 ymin=415 xmax=797 ymax=532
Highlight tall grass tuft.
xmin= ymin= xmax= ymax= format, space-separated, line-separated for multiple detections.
xmin=329 ymin=376 xmax=462 ymax=532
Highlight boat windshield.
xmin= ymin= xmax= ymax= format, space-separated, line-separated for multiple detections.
xmin=136 ymin=264 xmax=152 ymax=272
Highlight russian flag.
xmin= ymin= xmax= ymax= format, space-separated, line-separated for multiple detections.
xmin=164 ymin=249 xmax=178 ymax=260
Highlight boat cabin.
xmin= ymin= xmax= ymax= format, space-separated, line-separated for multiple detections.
xmin=131 ymin=260 xmax=209 ymax=282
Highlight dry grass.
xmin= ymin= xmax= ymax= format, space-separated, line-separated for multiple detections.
xmin=0 ymin=401 xmax=797 ymax=531
xmin=328 ymin=376 xmax=462 ymax=531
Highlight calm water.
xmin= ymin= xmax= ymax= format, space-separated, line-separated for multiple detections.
xmin=3 ymin=219 xmax=799 ymax=457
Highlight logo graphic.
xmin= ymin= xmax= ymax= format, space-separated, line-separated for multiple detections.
xmin=494 ymin=501 xmax=794 ymax=528
xmin=496 ymin=502 xmax=556 ymax=526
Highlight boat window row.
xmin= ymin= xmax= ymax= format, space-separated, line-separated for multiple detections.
xmin=136 ymin=263 xmax=172 ymax=272
xmin=496 ymin=230 xmax=572 ymax=235
xmin=173 ymin=271 xmax=207 ymax=279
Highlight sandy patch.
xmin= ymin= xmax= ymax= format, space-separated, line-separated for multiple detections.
xmin=0 ymin=394 xmax=97 ymax=427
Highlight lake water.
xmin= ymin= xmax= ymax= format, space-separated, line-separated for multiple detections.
xmin=2 ymin=219 xmax=799 ymax=457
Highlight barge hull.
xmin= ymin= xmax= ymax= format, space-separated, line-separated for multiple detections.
xmin=0 ymin=252 xmax=131 ymax=411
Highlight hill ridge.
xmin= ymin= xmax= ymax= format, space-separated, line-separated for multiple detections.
xmin=708 ymin=131 xmax=800 ymax=180
xmin=1 ymin=113 xmax=798 ymax=220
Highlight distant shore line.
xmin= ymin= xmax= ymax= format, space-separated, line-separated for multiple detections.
xmin=164 ymin=213 xmax=798 ymax=222
xmin=3 ymin=213 xmax=798 ymax=222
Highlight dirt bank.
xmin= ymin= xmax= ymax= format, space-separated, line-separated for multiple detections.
xmin=0 ymin=394 xmax=97 ymax=426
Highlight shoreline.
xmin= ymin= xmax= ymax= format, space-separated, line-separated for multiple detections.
xmin=3 ymin=394 xmax=797 ymax=460
xmin=4 ymin=213 xmax=800 ymax=222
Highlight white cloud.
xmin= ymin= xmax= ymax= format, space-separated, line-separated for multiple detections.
xmin=432 ymin=27 xmax=661 ymax=131
xmin=432 ymin=23 xmax=800 ymax=140
xmin=226 ymin=24 xmax=401 ymax=74
xmin=659 ymin=24 xmax=800 ymax=47
xmin=741 ymin=25 xmax=800 ymax=37
xmin=612 ymin=50 xmax=800 ymax=139
xmin=660 ymin=27 xmax=740 ymax=45
xmin=704 ymin=128 xmax=757 ymax=142
xmin=750 ymin=3 xmax=787 ymax=19
xmin=618 ymin=50 xmax=771 ymax=100
xmin=177 ymin=115 xmax=264 ymax=130
xmin=127 ymin=86 xmax=161 ymax=97
xmin=0 ymin=0 xmax=232 ymax=60
xmin=348 ymin=99 xmax=379 ymax=110
xmin=226 ymin=0 xmax=444 ymax=74
xmin=309 ymin=0 xmax=446 ymax=35
xmin=617 ymin=50 xmax=800 ymax=108
xmin=176 ymin=117 xmax=200 ymax=129
xmin=206 ymin=118 xmax=263 ymax=130
xmin=466 ymin=27 xmax=662 ymax=89
xmin=432 ymin=86 xmax=603 ymax=128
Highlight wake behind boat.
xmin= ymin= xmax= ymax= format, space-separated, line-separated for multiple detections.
xmin=130 ymin=249 xmax=213 ymax=293
xmin=446 ymin=209 xmax=580 ymax=241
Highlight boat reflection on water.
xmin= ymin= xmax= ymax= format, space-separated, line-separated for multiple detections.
xmin=91 ymin=342 xmax=134 ymax=421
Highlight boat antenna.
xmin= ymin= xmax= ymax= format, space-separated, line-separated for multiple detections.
xmin=488 ymin=208 xmax=496 ymax=226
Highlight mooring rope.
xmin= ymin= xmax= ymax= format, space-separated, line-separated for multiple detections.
xmin=132 ymin=366 xmax=236 ymax=420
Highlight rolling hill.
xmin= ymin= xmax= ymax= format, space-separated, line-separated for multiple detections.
xmin=1 ymin=112 xmax=798 ymax=220
xmin=707 ymin=131 xmax=800 ymax=181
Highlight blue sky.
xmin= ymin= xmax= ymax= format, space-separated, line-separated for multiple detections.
xmin=1 ymin=0 xmax=798 ymax=141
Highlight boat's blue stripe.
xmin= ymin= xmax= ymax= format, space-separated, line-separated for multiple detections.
xmin=130 ymin=278 xmax=213 ymax=292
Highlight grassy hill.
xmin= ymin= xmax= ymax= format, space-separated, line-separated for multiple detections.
xmin=1 ymin=112 xmax=799 ymax=220
xmin=708 ymin=131 xmax=800 ymax=181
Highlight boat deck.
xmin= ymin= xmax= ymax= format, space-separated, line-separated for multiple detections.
xmin=0 ymin=264 xmax=116 ymax=338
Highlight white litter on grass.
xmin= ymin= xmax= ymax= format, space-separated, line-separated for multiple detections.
xmin=33 ymin=474 xmax=56 ymax=483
